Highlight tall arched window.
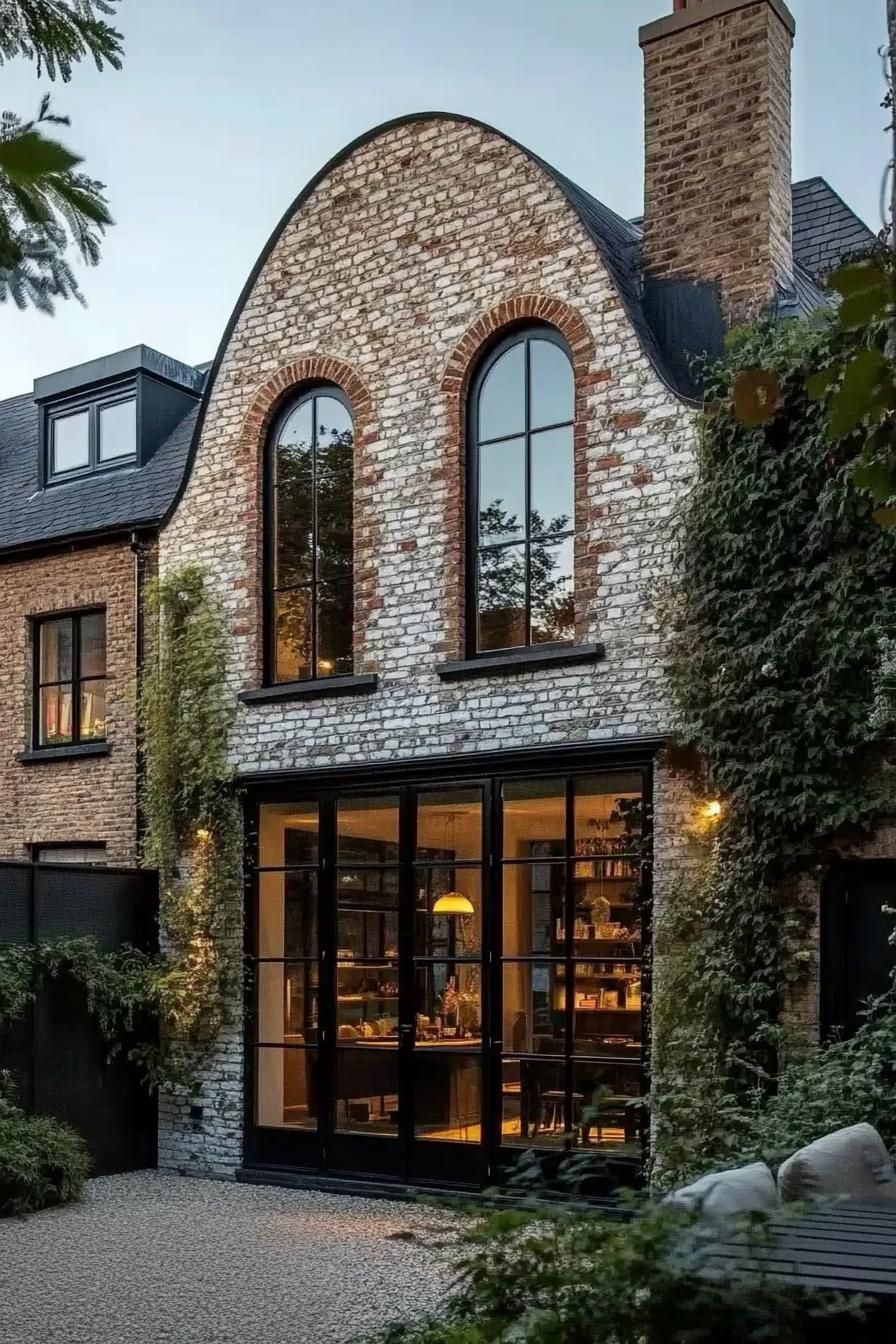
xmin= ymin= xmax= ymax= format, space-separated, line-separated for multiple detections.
xmin=267 ymin=387 xmax=354 ymax=683
xmin=468 ymin=327 xmax=575 ymax=654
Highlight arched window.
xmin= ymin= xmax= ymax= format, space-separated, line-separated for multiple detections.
xmin=267 ymin=387 xmax=353 ymax=683
xmin=468 ymin=327 xmax=575 ymax=654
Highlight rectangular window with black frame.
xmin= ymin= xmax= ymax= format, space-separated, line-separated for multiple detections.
xmin=33 ymin=611 xmax=107 ymax=747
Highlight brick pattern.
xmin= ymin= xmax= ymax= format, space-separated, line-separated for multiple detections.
xmin=158 ymin=114 xmax=697 ymax=1174
xmin=0 ymin=543 xmax=139 ymax=864
xmin=641 ymin=0 xmax=794 ymax=322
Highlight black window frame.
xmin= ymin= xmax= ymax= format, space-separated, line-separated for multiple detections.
xmin=32 ymin=607 xmax=107 ymax=749
xmin=264 ymin=384 xmax=355 ymax=686
xmin=466 ymin=324 xmax=576 ymax=658
xmin=43 ymin=382 xmax=138 ymax=484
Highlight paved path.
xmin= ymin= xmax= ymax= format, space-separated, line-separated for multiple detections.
xmin=0 ymin=1171 xmax=458 ymax=1344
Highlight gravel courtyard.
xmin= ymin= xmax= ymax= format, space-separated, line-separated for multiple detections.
xmin=0 ymin=1170 xmax=460 ymax=1344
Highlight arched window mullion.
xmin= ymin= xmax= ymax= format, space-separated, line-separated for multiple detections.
xmin=267 ymin=384 xmax=354 ymax=685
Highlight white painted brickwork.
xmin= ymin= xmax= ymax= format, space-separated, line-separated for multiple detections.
xmin=158 ymin=117 xmax=698 ymax=1174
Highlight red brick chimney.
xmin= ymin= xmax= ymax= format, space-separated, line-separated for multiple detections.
xmin=640 ymin=0 xmax=796 ymax=324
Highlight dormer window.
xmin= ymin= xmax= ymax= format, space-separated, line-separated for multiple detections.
xmin=46 ymin=388 xmax=137 ymax=482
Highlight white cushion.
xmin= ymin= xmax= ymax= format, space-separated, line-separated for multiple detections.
xmin=667 ymin=1161 xmax=780 ymax=1217
xmin=777 ymin=1123 xmax=896 ymax=1204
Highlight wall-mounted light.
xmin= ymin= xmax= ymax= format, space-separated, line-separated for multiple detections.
xmin=195 ymin=827 xmax=212 ymax=843
xmin=702 ymin=800 xmax=723 ymax=822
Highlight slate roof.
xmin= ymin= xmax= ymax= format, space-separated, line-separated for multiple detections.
xmin=0 ymin=390 xmax=199 ymax=557
xmin=792 ymin=177 xmax=877 ymax=279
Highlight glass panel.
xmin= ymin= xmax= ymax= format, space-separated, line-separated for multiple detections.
xmin=502 ymin=962 xmax=564 ymax=1055
xmin=52 ymin=409 xmax=90 ymax=473
xmin=256 ymin=1047 xmax=319 ymax=1129
xmin=530 ymin=537 xmax=574 ymax=644
xmin=79 ymin=612 xmax=106 ymax=677
xmin=530 ymin=427 xmax=574 ymax=536
xmin=79 ymin=678 xmax=106 ymax=740
xmin=336 ymin=961 xmax=399 ymax=1031
xmin=316 ymin=401 xmax=353 ymax=582
xmin=39 ymin=686 xmax=73 ymax=745
xmin=316 ymin=580 xmax=352 ymax=676
xmin=414 ymin=962 xmax=482 ymax=1040
xmin=574 ymin=1060 xmax=641 ymax=1151
xmin=574 ymin=774 xmax=643 ymax=856
xmin=257 ymin=962 xmax=318 ymax=1043
xmin=98 ymin=398 xmax=136 ymax=461
xmin=502 ymin=863 xmax=564 ymax=956
xmin=500 ymin=1057 xmax=567 ymax=1148
xmin=416 ymin=789 xmax=481 ymax=860
xmin=529 ymin=338 xmax=574 ymax=431
xmin=415 ymin=867 xmax=482 ymax=957
xmin=258 ymin=801 xmax=318 ymax=868
xmin=39 ymin=618 xmax=73 ymax=684
xmin=258 ymin=870 xmax=317 ymax=959
xmin=572 ymin=957 xmax=642 ymax=1056
xmin=335 ymin=1047 xmax=399 ymax=1135
xmin=274 ymin=587 xmax=312 ymax=683
xmin=275 ymin=401 xmax=314 ymax=588
xmin=337 ymin=871 xmax=398 ymax=963
xmin=414 ymin=1052 xmax=481 ymax=1142
xmin=337 ymin=795 xmax=399 ymax=863
xmin=478 ymin=341 xmax=525 ymax=442
xmin=502 ymin=778 xmax=566 ymax=859
xmin=478 ymin=437 xmax=525 ymax=543
xmin=477 ymin=544 xmax=525 ymax=651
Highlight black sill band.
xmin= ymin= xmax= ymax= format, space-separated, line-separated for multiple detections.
xmin=437 ymin=643 xmax=605 ymax=681
xmin=18 ymin=741 xmax=111 ymax=764
xmin=239 ymin=673 xmax=379 ymax=704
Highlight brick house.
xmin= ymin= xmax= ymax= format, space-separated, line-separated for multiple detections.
xmin=0 ymin=347 xmax=203 ymax=865
xmin=0 ymin=0 xmax=877 ymax=1191
xmin=151 ymin=0 xmax=876 ymax=1187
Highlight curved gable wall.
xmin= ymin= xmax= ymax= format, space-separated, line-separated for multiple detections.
xmin=160 ymin=113 xmax=694 ymax=771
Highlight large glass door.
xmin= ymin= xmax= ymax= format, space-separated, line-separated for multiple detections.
xmin=246 ymin=762 xmax=646 ymax=1189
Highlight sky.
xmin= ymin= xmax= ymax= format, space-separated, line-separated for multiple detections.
xmin=0 ymin=0 xmax=889 ymax=398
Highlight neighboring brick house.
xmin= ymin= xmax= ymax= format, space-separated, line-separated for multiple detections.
xmin=153 ymin=0 xmax=876 ymax=1187
xmin=0 ymin=347 xmax=203 ymax=865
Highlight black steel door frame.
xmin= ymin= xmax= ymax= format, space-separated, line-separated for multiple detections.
xmin=243 ymin=740 xmax=657 ymax=1187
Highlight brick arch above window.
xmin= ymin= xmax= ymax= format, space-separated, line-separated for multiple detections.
xmin=440 ymin=296 xmax=599 ymax=656
xmin=236 ymin=354 xmax=375 ymax=689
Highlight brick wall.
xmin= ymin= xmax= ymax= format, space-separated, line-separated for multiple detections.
xmin=0 ymin=542 xmax=139 ymax=864
xmin=158 ymin=113 xmax=697 ymax=1173
xmin=641 ymin=0 xmax=795 ymax=322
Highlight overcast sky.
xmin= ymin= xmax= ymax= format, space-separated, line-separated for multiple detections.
xmin=0 ymin=0 xmax=888 ymax=398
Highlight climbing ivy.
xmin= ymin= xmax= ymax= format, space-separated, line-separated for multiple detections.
xmin=653 ymin=314 xmax=896 ymax=1186
xmin=138 ymin=564 xmax=242 ymax=1085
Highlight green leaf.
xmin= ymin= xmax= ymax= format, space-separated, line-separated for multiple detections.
xmin=826 ymin=347 xmax=887 ymax=439
xmin=828 ymin=261 xmax=889 ymax=300
xmin=839 ymin=286 xmax=892 ymax=330
xmin=806 ymin=365 xmax=838 ymax=401
xmin=853 ymin=459 xmax=895 ymax=502
xmin=872 ymin=506 xmax=896 ymax=528
xmin=0 ymin=129 xmax=81 ymax=182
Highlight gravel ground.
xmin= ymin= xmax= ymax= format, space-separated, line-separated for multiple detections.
xmin=0 ymin=1170 xmax=462 ymax=1344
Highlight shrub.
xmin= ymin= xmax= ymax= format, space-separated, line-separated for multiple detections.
xmin=370 ymin=1203 xmax=868 ymax=1344
xmin=0 ymin=1073 xmax=89 ymax=1217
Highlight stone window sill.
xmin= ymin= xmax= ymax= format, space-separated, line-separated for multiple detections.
xmin=437 ymin=643 xmax=605 ymax=681
xmin=18 ymin=741 xmax=111 ymax=764
xmin=239 ymin=673 xmax=378 ymax=704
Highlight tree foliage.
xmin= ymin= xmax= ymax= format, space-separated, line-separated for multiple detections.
xmin=0 ymin=1 xmax=122 ymax=311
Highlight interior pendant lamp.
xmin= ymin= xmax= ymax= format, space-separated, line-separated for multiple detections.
xmin=431 ymin=810 xmax=475 ymax=916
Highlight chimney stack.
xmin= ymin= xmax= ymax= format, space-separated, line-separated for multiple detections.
xmin=640 ymin=0 xmax=796 ymax=325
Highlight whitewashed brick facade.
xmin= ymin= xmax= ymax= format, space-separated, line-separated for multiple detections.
xmin=158 ymin=115 xmax=700 ymax=1175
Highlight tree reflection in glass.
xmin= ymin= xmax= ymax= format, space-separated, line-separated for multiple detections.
xmin=271 ymin=391 xmax=353 ymax=682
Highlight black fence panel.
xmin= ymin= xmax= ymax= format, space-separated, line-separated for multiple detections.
xmin=0 ymin=860 xmax=159 ymax=1176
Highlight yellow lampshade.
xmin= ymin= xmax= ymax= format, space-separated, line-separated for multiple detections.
xmin=432 ymin=892 xmax=475 ymax=916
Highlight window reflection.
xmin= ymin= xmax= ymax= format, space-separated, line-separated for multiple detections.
xmin=271 ymin=389 xmax=353 ymax=682
xmin=470 ymin=330 xmax=575 ymax=653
